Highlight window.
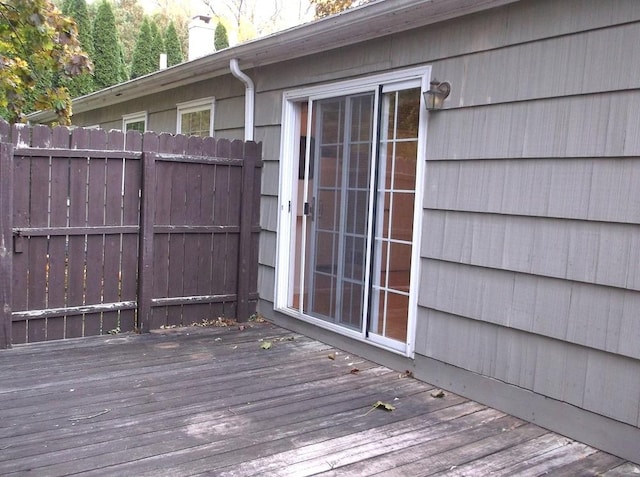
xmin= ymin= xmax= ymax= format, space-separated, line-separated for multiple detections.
xmin=177 ymin=97 xmax=215 ymax=138
xmin=122 ymin=112 xmax=147 ymax=133
xmin=275 ymin=67 xmax=430 ymax=356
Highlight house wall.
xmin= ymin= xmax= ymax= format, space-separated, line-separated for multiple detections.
xmin=71 ymin=77 xmax=246 ymax=140
xmin=255 ymin=0 xmax=640 ymax=463
xmin=62 ymin=0 xmax=640 ymax=462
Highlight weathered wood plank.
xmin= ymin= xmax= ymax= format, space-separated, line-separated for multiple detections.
xmin=0 ymin=325 xmax=629 ymax=476
xmin=317 ymin=416 xmax=532 ymax=476
xmin=548 ymin=451 xmax=625 ymax=476
xmin=0 ymin=143 xmax=13 ymax=348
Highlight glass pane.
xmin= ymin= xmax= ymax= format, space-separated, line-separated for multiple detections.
xmin=125 ymin=120 xmax=145 ymax=132
xmin=181 ymin=109 xmax=211 ymax=137
xmin=387 ymin=242 xmax=411 ymax=292
xmin=343 ymin=235 xmax=365 ymax=280
xmin=317 ymin=189 xmax=340 ymax=230
xmin=312 ymin=273 xmax=334 ymax=316
xmin=386 ymin=93 xmax=396 ymax=138
xmin=385 ymin=292 xmax=409 ymax=341
xmin=384 ymin=143 xmax=394 ymax=189
xmin=390 ymin=192 xmax=414 ymax=242
xmin=348 ymin=143 xmax=366 ymax=188
xmin=345 ymin=190 xmax=368 ymax=234
xmin=321 ymin=100 xmax=342 ymax=144
xmin=318 ymin=146 xmax=340 ymax=187
xmin=394 ymin=141 xmax=417 ymax=190
xmin=340 ymin=281 xmax=363 ymax=329
xmin=396 ymin=88 xmax=420 ymax=139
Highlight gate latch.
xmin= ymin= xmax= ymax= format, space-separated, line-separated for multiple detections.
xmin=13 ymin=230 xmax=23 ymax=253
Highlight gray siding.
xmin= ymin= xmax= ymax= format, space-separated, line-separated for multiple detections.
xmin=415 ymin=0 xmax=640 ymax=442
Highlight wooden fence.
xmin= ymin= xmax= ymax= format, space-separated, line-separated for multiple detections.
xmin=0 ymin=121 xmax=261 ymax=348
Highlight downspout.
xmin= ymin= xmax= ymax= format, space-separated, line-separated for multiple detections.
xmin=229 ymin=58 xmax=255 ymax=141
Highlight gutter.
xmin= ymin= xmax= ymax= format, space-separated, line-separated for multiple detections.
xmin=229 ymin=58 xmax=255 ymax=142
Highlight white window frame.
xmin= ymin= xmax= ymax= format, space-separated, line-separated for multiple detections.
xmin=274 ymin=66 xmax=431 ymax=358
xmin=122 ymin=111 xmax=147 ymax=133
xmin=176 ymin=97 xmax=215 ymax=137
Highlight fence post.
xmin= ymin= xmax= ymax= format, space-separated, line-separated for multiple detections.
xmin=0 ymin=143 xmax=13 ymax=348
xmin=236 ymin=142 xmax=258 ymax=322
xmin=138 ymin=151 xmax=157 ymax=332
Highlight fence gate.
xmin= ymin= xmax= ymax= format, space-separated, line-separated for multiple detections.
xmin=0 ymin=121 xmax=261 ymax=348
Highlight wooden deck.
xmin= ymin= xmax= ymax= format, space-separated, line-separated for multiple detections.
xmin=0 ymin=322 xmax=635 ymax=476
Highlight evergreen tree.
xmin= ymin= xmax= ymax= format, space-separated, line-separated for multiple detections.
xmin=149 ymin=20 xmax=164 ymax=71
xmin=164 ymin=21 xmax=183 ymax=67
xmin=118 ymin=43 xmax=129 ymax=83
xmin=92 ymin=0 xmax=123 ymax=89
xmin=129 ymin=18 xmax=154 ymax=79
xmin=61 ymin=0 xmax=94 ymax=97
xmin=214 ymin=22 xmax=229 ymax=50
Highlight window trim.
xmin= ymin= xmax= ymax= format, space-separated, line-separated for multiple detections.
xmin=176 ymin=97 xmax=215 ymax=137
xmin=122 ymin=111 xmax=147 ymax=133
xmin=275 ymin=66 xmax=431 ymax=358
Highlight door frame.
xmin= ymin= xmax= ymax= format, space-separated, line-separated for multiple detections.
xmin=274 ymin=66 xmax=432 ymax=357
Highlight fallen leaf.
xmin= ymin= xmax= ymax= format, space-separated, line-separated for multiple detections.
xmin=350 ymin=368 xmax=360 ymax=374
xmin=364 ymin=400 xmax=396 ymax=416
xmin=327 ymin=353 xmax=336 ymax=360
xmin=238 ymin=325 xmax=246 ymax=331
xmin=431 ymin=390 xmax=445 ymax=398
xmin=373 ymin=400 xmax=395 ymax=411
xmin=260 ymin=341 xmax=272 ymax=350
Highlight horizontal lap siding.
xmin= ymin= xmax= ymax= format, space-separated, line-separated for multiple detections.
xmin=419 ymin=2 xmax=640 ymax=430
xmin=415 ymin=309 xmax=640 ymax=427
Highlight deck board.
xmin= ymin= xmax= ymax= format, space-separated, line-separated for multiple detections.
xmin=0 ymin=323 xmax=633 ymax=476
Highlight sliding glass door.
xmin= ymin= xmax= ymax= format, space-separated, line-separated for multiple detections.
xmin=279 ymin=69 xmax=427 ymax=354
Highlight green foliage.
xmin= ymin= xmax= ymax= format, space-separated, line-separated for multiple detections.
xmin=117 ymin=41 xmax=128 ymax=82
xmin=60 ymin=0 xmax=93 ymax=97
xmin=92 ymin=0 xmax=122 ymax=89
xmin=164 ymin=21 xmax=182 ymax=67
xmin=214 ymin=22 xmax=229 ymax=51
xmin=112 ymin=0 xmax=144 ymax=68
xmin=310 ymin=0 xmax=357 ymax=18
xmin=149 ymin=20 xmax=164 ymax=70
xmin=129 ymin=17 xmax=154 ymax=79
xmin=0 ymin=0 xmax=92 ymax=124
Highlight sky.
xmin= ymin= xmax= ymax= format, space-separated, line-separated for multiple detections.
xmin=134 ymin=0 xmax=315 ymax=41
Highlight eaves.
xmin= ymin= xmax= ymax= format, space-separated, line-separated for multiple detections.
xmin=28 ymin=0 xmax=519 ymax=123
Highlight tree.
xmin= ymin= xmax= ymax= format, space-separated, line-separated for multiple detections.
xmin=61 ymin=0 xmax=94 ymax=97
xmin=214 ymin=22 xmax=229 ymax=50
xmin=112 ymin=0 xmax=145 ymax=68
xmin=309 ymin=0 xmax=366 ymax=18
xmin=199 ymin=0 xmax=315 ymax=43
xmin=149 ymin=19 xmax=164 ymax=70
xmin=0 ymin=0 xmax=92 ymax=124
xmin=117 ymin=41 xmax=128 ymax=82
xmin=129 ymin=17 xmax=154 ymax=79
xmin=92 ymin=0 xmax=123 ymax=89
xmin=164 ymin=21 xmax=183 ymax=67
